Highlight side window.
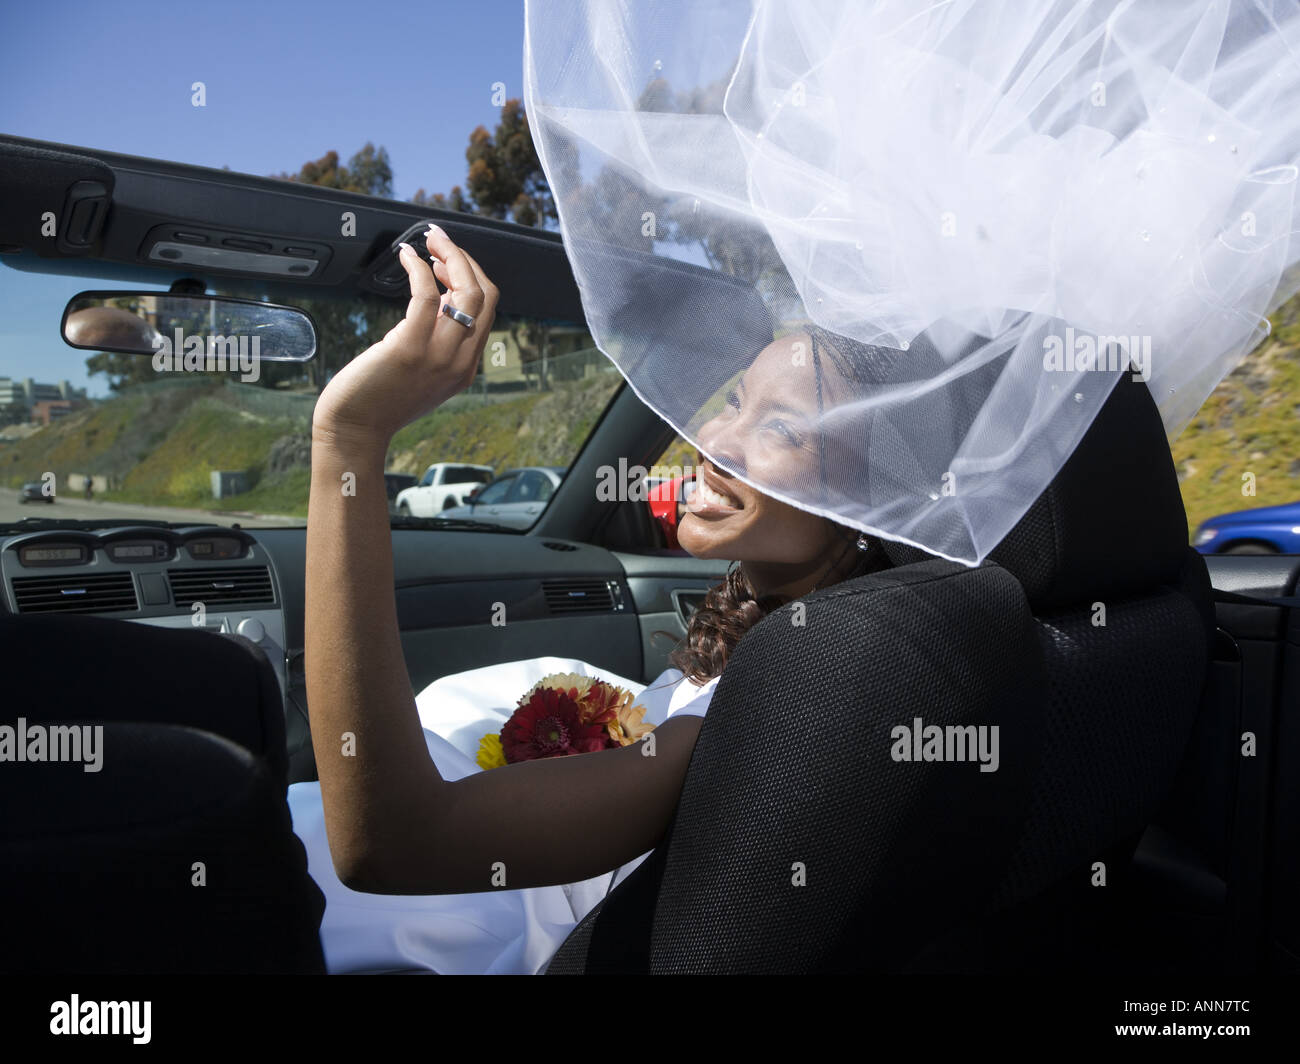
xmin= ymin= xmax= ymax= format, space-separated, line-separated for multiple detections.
xmin=382 ymin=326 xmax=619 ymax=529
xmin=509 ymin=471 xmax=545 ymax=502
xmin=420 ymin=468 xmax=436 ymax=487
xmin=641 ymin=437 xmax=697 ymax=553
xmin=447 ymin=466 xmax=494 ymax=485
xmin=1177 ymin=296 xmax=1300 ymax=556
xmin=475 ymin=475 xmax=517 ymax=506
xmin=536 ymin=474 xmax=556 ymax=502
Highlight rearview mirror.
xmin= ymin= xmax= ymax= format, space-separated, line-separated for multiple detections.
xmin=61 ymin=291 xmax=317 ymax=362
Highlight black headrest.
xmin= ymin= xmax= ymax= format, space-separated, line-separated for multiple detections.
xmin=0 ymin=613 xmax=289 ymax=786
xmin=883 ymin=373 xmax=1190 ymax=610
xmin=0 ymin=721 xmax=326 ymax=973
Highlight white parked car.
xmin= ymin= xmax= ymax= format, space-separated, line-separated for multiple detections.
xmin=394 ymin=463 xmax=495 ymax=516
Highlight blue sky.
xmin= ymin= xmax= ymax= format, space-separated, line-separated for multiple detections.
xmin=0 ymin=0 xmax=531 ymax=395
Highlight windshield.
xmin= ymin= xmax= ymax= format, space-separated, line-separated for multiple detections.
xmin=0 ymin=267 xmax=617 ymax=531
xmin=0 ymin=0 xmax=623 ymax=535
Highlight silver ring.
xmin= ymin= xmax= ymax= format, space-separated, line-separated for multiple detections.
xmin=442 ymin=303 xmax=476 ymax=328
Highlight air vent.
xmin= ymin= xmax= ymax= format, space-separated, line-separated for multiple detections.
xmin=167 ymin=566 xmax=274 ymax=607
xmin=12 ymin=572 xmax=137 ymax=614
xmin=543 ymin=578 xmax=619 ymax=615
xmin=541 ymin=541 xmax=578 ymax=552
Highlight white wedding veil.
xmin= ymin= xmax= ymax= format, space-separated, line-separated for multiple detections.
xmin=523 ymin=0 xmax=1300 ymax=563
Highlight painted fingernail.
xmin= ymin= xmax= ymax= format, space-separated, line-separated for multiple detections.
xmin=427 ymin=223 xmax=446 ymax=239
xmin=397 ymin=241 xmax=412 ymax=255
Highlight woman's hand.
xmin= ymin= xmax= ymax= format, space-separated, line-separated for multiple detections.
xmin=312 ymin=223 xmax=499 ymax=446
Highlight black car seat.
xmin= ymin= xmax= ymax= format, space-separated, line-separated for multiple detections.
xmin=0 ymin=615 xmax=325 ymax=973
xmin=548 ymin=371 xmax=1216 ymax=972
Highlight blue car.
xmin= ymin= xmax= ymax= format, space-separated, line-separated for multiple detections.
xmin=1193 ymin=499 xmax=1300 ymax=554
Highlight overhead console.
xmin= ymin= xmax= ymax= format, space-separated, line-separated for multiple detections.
xmin=0 ymin=133 xmax=585 ymax=324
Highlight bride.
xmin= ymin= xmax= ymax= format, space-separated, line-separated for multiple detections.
xmin=297 ymin=0 xmax=1300 ymax=973
xmin=294 ymin=223 xmax=892 ymax=973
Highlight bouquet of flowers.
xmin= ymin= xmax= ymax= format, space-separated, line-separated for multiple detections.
xmin=476 ymin=672 xmax=654 ymax=770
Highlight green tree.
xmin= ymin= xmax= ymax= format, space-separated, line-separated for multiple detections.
xmin=411 ymin=99 xmax=556 ymax=226
xmin=272 ymin=143 xmax=393 ymax=198
xmin=411 ymin=185 xmax=470 ymax=213
xmin=414 ymin=99 xmax=568 ymax=387
xmin=84 ymin=350 xmax=158 ymax=392
xmin=463 ymin=99 xmax=556 ymax=227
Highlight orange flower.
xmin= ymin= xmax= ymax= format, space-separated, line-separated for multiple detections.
xmin=577 ymin=679 xmax=625 ymax=729
xmin=609 ymin=699 xmax=654 ymax=746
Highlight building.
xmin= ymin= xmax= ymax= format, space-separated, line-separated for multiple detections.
xmin=0 ymin=377 xmax=89 ymax=421
xmin=477 ymin=325 xmax=609 ymax=392
xmin=31 ymin=399 xmax=83 ymax=426
xmin=0 ymin=377 xmax=24 ymax=408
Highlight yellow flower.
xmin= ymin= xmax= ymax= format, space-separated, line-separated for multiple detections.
xmin=476 ymin=732 xmax=507 ymax=770
xmin=607 ymin=700 xmax=655 ymax=746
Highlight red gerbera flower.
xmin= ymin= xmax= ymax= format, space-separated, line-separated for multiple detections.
xmin=501 ymin=685 xmax=612 ymax=763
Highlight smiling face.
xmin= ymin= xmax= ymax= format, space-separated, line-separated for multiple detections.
xmin=677 ymin=331 xmax=858 ymax=596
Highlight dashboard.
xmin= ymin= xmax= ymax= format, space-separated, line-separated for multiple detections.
xmin=2 ymin=520 xmax=726 ymax=783
xmin=1 ymin=524 xmax=289 ymax=698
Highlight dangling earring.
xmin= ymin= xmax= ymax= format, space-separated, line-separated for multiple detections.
xmin=855 ymin=533 xmax=871 ymax=551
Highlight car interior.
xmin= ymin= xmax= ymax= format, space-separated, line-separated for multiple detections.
xmin=0 ymin=132 xmax=1297 ymax=975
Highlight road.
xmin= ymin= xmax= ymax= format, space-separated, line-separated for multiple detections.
xmin=0 ymin=488 xmax=303 ymax=528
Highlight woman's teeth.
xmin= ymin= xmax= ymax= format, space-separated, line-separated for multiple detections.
xmin=693 ymin=480 xmax=741 ymax=510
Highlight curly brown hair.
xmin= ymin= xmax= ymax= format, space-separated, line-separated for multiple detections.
xmin=667 ymin=522 xmax=891 ymax=683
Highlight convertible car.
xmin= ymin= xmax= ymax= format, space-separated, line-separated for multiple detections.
xmin=0 ymin=132 xmax=1296 ymax=977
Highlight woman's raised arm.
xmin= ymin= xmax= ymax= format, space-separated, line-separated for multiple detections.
xmin=305 ymin=225 xmax=703 ymax=895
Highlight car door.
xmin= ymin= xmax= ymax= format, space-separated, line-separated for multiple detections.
xmin=408 ymin=466 xmax=437 ymax=516
xmin=468 ymin=473 xmax=519 ymax=523
xmin=494 ymin=470 xmax=551 ymax=530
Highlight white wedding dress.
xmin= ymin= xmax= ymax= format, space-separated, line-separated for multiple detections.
xmin=285 ymin=658 xmax=718 ymax=975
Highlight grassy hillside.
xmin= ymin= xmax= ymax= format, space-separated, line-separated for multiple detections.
xmin=388 ymin=372 xmax=621 ymax=475
xmin=1172 ymin=300 xmax=1300 ymax=533
xmin=0 ymin=372 xmax=623 ymax=519
xmin=1 ymin=378 xmax=222 ymax=486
